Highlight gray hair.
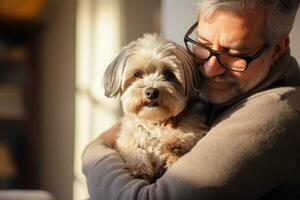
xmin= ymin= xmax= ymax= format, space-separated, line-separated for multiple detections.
xmin=196 ymin=0 xmax=299 ymax=44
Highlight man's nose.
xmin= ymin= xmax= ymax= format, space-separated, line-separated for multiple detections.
xmin=203 ymin=56 xmax=226 ymax=77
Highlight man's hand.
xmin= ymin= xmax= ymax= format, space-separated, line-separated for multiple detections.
xmin=99 ymin=123 xmax=121 ymax=148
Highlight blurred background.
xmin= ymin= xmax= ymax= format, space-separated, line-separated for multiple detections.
xmin=0 ymin=0 xmax=299 ymax=199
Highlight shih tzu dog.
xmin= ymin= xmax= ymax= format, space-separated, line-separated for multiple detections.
xmin=104 ymin=33 xmax=208 ymax=182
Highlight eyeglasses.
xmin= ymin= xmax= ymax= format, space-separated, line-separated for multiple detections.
xmin=184 ymin=22 xmax=269 ymax=72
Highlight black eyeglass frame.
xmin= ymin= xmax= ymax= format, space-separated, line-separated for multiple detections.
xmin=184 ymin=22 xmax=269 ymax=72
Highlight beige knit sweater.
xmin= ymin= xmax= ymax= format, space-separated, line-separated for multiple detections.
xmin=82 ymin=49 xmax=300 ymax=200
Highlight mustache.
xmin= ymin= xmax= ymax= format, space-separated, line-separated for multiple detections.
xmin=205 ymin=73 xmax=236 ymax=83
xmin=200 ymin=69 xmax=238 ymax=85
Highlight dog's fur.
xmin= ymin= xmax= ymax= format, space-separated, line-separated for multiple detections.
xmin=104 ymin=34 xmax=207 ymax=182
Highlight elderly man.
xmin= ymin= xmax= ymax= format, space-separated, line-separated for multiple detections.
xmin=82 ymin=0 xmax=300 ymax=199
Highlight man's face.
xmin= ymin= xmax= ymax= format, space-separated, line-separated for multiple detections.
xmin=197 ymin=8 xmax=274 ymax=104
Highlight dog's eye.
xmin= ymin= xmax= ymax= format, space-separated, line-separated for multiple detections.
xmin=134 ymin=71 xmax=143 ymax=79
xmin=163 ymin=70 xmax=174 ymax=80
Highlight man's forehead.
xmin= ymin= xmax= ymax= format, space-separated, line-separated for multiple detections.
xmin=196 ymin=10 xmax=266 ymax=50
xmin=196 ymin=31 xmax=254 ymax=52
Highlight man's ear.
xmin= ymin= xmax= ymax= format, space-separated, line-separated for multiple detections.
xmin=271 ymin=35 xmax=290 ymax=64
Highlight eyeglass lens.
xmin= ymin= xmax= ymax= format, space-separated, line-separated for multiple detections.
xmin=186 ymin=29 xmax=248 ymax=71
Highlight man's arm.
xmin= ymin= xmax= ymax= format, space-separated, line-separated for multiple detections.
xmin=82 ymin=89 xmax=300 ymax=200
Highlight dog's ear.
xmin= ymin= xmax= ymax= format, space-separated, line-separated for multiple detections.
xmin=103 ymin=42 xmax=135 ymax=98
xmin=171 ymin=45 xmax=202 ymax=97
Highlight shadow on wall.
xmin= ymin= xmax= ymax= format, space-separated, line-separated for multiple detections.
xmin=290 ymin=10 xmax=300 ymax=63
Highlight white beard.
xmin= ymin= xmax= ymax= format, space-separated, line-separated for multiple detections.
xmin=200 ymin=61 xmax=271 ymax=104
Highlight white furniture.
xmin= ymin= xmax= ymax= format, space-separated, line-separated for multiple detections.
xmin=0 ymin=190 xmax=55 ymax=200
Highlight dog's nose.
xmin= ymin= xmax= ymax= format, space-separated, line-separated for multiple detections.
xmin=145 ymin=87 xmax=159 ymax=100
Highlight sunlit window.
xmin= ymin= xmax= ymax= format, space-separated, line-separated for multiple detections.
xmin=74 ymin=0 xmax=122 ymax=199
xmin=74 ymin=0 xmax=161 ymax=198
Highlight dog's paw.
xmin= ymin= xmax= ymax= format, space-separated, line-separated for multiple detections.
xmin=123 ymin=163 xmax=154 ymax=182
xmin=157 ymin=135 xmax=190 ymax=168
xmin=159 ymin=135 xmax=191 ymax=155
xmin=162 ymin=154 xmax=179 ymax=169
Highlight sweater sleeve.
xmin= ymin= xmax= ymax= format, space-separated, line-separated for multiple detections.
xmin=82 ymin=90 xmax=300 ymax=200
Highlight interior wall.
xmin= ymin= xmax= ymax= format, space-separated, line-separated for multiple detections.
xmin=120 ymin=0 xmax=160 ymax=45
xmin=290 ymin=10 xmax=300 ymax=63
xmin=39 ymin=0 xmax=76 ymax=199
xmin=161 ymin=0 xmax=199 ymax=46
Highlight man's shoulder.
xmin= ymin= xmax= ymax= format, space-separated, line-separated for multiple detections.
xmin=217 ymin=86 xmax=300 ymax=124
xmin=212 ymin=86 xmax=300 ymax=127
xmin=247 ymin=86 xmax=300 ymax=114
xmin=250 ymin=86 xmax=300 ymax=99
xmin=212 ymin=86 xmax=300 ymax=133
